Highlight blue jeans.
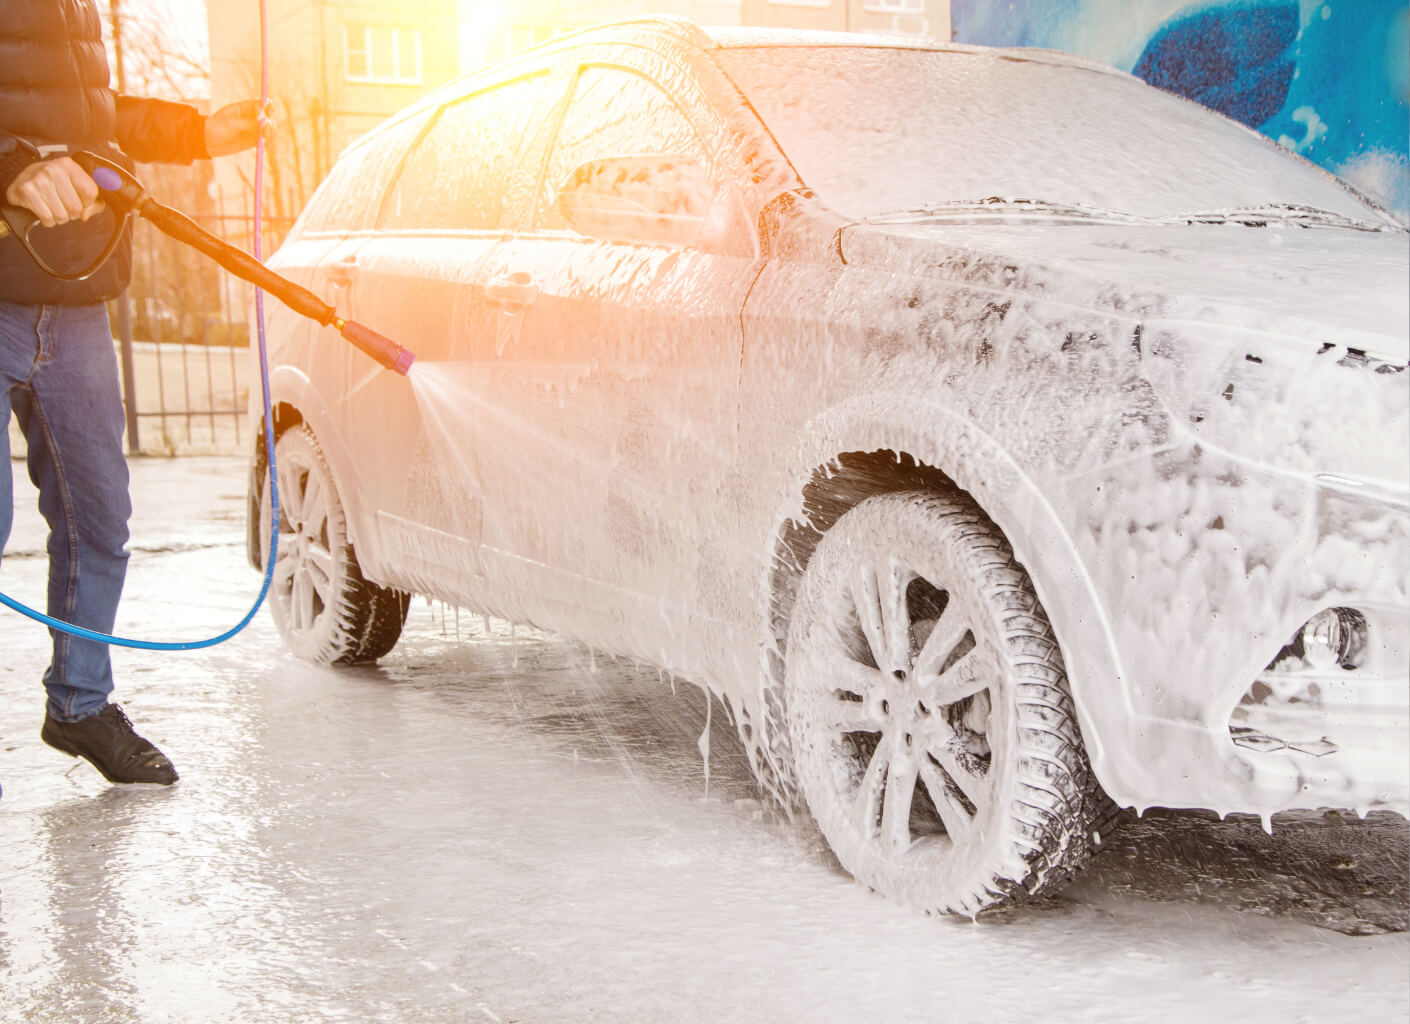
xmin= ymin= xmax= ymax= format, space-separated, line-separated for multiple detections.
xmin=0 ymin=300 xmax=131 ymax=722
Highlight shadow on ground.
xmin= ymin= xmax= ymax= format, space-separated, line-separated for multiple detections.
xmin=1073 ymin=807 xmax=1408 ymax=936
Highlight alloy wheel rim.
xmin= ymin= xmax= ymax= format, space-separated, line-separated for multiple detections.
xmin=793 ymin=550 xmax=1008 ymax=868
xmin=271 ymin=453 xmax=337 ymax=640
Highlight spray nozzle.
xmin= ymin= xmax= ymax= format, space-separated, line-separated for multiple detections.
xmin=336 ymin=318 xmax=416 ymax=375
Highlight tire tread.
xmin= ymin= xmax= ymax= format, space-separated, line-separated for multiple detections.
xmin=263 ymin=424 xmax=409 ymax=666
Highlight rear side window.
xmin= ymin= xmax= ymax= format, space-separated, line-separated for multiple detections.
xmin=379 ymin=73 xmax=555 ymax=231
xmin=536 ymin=65 xmax=709 ymax=232
xmin=299 ymin=111 xmax=431 ymax=234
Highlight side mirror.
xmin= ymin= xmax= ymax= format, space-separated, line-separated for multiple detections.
xmin=556 ymin=154 xmax=714 ymax=247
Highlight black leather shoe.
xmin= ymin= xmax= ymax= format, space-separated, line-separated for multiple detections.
xmin=41 ymin=704 xmax=179 ymax=785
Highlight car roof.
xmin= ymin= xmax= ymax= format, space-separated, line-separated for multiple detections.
xmin=346 ymin=15 xmax=1127 ymax=159
xmin=539 ymin=15 xmax=1127 ymax=77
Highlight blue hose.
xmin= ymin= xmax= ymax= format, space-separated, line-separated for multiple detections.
xmin=0 ymin=0 xmax=277 ymax=651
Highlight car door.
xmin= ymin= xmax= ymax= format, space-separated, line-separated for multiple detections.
xmin=471 ymin=57 xmax=762 ymax=653
xmin=342 ymin=68 xmax=568 ymax=601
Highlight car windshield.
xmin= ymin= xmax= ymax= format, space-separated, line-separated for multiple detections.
xmin=713 ymin=45 xmax=1384 ymax=224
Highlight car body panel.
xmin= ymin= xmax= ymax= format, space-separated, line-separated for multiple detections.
xmin=840 ymin=222 xmax=1410 ymax=362
xmin=252 ymin=18 xmax=1409 ymax=821
xmin=741 ymin=207 xmax=1407 ymax=814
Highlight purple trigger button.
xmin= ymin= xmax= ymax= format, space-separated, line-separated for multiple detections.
xmin=93 ymin=167 xmax=123 ymax=191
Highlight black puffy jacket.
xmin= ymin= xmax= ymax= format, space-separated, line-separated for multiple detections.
xmin=0 ymin=0 xmax=210 ymax=305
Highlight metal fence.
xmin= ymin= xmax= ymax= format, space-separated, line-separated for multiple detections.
xmin=8 ymin=211 xmax=294 ymax=460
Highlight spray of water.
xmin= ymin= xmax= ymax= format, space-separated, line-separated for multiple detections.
xmin=403 ymin=356 xmax=752 ymax=795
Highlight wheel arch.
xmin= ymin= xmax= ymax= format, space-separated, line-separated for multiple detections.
xmin=761 ymin=398 xmax=1129 ymax=800
xmin=249 ymin=366 xmax=373 ymax=559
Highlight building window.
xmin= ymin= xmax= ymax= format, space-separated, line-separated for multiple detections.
xmin=864 ymin=0 xmax=924 ymax=10
xmin=345 ymin=23 xmax=423 ymax=85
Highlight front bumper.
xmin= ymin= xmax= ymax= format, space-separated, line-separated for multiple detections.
xmin=1228 ymin=598 xmax=1408 ymax=815
xmin=1069 ymin=452 xmax=1409 ymax=819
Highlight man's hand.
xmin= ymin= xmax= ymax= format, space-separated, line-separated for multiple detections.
xmin=205 ymin=100 xmax=275 ymax=157
xmin=4 ymin=157 xmax=103 ymax=228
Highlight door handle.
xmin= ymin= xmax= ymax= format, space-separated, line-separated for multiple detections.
xmin=486 ymin=272 xmax=539 ymax=309
xmin=326 ymin=253 xmax=358 ymax=286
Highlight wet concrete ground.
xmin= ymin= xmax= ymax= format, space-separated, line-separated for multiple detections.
xmin=1 ymin=456 xmax=1407 ymax=1023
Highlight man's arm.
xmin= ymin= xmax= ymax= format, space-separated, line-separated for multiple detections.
xmin=3 ymin=95 xmax=269 ymax=227
xmin=116 ymin=96 xmax=271 ymax=164
xmin=114 ymin=96 xmax=209 ymax=164
xmin=2 ymin=97 xmax=205 ymax=226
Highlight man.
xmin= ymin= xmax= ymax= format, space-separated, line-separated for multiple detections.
xmin=1 ymin=0 xmax=269 ymax=785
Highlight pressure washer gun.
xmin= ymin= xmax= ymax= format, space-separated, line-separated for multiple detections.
xmin=0 ymin=151 xmax=414 ymax=375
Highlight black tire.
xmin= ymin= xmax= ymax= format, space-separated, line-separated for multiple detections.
xmin=259 ymin=424 xmax=409 ymax=664
xmin=784 ymin=489 xmax=1106 ymax=915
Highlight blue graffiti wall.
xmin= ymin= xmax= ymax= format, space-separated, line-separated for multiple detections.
xmin=951 ymin=0 xmax=1410 ymax=221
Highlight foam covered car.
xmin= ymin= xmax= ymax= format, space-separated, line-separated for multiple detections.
xmin=248 ymin=19 xmax=1409 ymax=914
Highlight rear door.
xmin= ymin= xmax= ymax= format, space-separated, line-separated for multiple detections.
xmin=344 ymin=68 xmax=569 ymax=599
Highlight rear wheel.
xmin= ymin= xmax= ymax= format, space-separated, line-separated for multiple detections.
xmin=784 ymin=490 xmax=1104 ymax=915
xmin=259 ymin=424 xmax=408 ymax=664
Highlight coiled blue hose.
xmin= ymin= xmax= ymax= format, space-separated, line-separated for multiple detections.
xmin=0 ymin=0 xmax=278 ymax=651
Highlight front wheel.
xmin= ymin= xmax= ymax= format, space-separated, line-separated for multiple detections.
xmin=784 ymin=490 xmax=1105 ymax=915
xmin=259 ymin=424 xmax=409 ymax=664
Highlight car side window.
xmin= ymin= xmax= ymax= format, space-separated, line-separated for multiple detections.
xmin=497 ymin=72 xmax=571 ymax=230
xmin=378 ymin=74 xmax=553 ymax=232
xmin=536 ymin=65 xmax=711 ymax=234
xmin=301 ymin=111 xmax=430 ymax=234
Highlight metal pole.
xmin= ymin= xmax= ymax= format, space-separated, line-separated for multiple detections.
xmin=154 ymin=331 xmax=168 ymax=447
xmin=218 ymin=200 xmax=242 ymax=446
xmin=180 ymin=312 xmax=193 ymax=448
xmin=109 ymin=0 xmax=125 ymax=88
xmin=114 ymin=300 xmax=140 ymax=454
xmin=202 ymin=315 xmax=217 ymax=445
xmin=109 ymin=0 xmax=141 ymax=453
xmin=317 ymin=0 xmax=331 ymax=181
xmin=145 ymin=223 xmax=171 ymax=449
